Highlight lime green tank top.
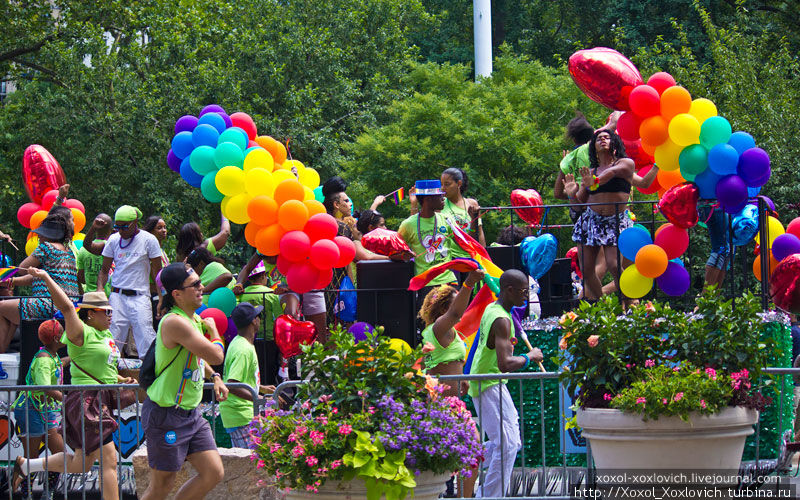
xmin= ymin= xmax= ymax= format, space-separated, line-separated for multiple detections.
xmin=468 ymin=302 xmax=512 ymax=398
xmin=62 ymin=323 xmax=120 ymax=385
xmin=421 ymin=325 xmax=467 ymax=370
xmin=441 ymin=198 xmax=471 ymax=259
xmin=146 ymin=307 xmax=206 ymax=410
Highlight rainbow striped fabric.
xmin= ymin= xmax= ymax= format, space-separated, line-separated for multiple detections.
xmin=391 ymin=187 xmax=405 ymax=205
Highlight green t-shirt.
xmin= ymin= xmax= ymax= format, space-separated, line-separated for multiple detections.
xmin=76 ymin=243 xmax=111 ymax=295
xmin=263 ymin=262 xmax=285 ymax=288
xmin=559 ymin=143 xmax=590 ymax=175
xmin=440 ymin=199 xmax=471 ymax=259
xmin=239 ymin=285 xmax=283 ymax=341
xmin=62 ymin=323 xmax=120 ymax=385
xmin=146 ymin=307 xmax=206 ymax=410
xmin=219 ymin=335 xmax=259 ymax=428
xmin=397 ymin=214 xmax=456 ymax=286
xmin=200 ymin=261 xmax=234 ymax=305
xmin=468 ymin=302 xmax=512 ymax=398
xmin=13 ymin=350 xmax=62 ymax=411
xmin=421 ymin=325 xmax=466 ymax=371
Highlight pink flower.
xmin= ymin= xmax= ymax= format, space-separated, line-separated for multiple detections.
xmin=296 ymin=426 xmax=308 ymax=435
xmin=291 ymin=445 xmax=306 ymax=458
xmin=705 ymin=367 xmax=717 ymax=380
xmin=368 ymin=406 xmax=375 ymax=414
xmin=422 ymin=342 xmax=436 ymax=353
xmin=287 ymin=433 xmax=297 ymax=443
xmin=673 ymin=367 xmax=680 ymax=372
xmin=700 ymin=400 xmax=707 ymax=409
xmin=316 ymin=415 xmax=328 ymax=425
xmin=270 ymin=443 xmax=282 ymax=453
xmin=644 ymin=302 xmax=656 ymax=313
xmin=306 ymin=485 xmax=318 ymax=492
xmin=310 ymin=431 xmax=325 ymax=445
xmin=674 ymin=392 xmax=684 ymax=402
xmin=302 ymin=401 xmax=311 ymax=410
xmin=603 ymin=393 xmax=613 ymax=401
xmin=306 ymin=456 xmax=318 ymax=467
xmin=319 ymin=395 xmax=332 ymax=404
xmin=358 ymin=390 xmax=365 ymax=397
xmin=662 ymin=398 xmax=668 ymax=405
xmin=587 ymin=335 xmax=599 ymax=348
xmin=645 ymin=359 xmax=655 ymax=368
xmin=626 ymin=364 xmax=632 ymax=369
xmin=332 ymin=408 xmax=338 ymax=415
xmin=257 ymin=460 xmax=266 ymax=469
xmin=338 ymin=424 xmax=352 ymax=435
xmin=636 ymin=397 xmax=646 ymax=404
xmin=331 ymin=460 xmax=342 ymax=469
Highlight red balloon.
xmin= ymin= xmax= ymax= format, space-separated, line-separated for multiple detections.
xmin=41 ymin=190 xmax=59 ymax=211
xmin=309 ymin=239 xmax=340 ymax=270
xmin=62 ymin=199 xmax=85 ymax=213
xmin=509 ymin=189 xmax=543 ymax=226
xmin=622 ymin=139 xmax=654 ymax=169
xmin=646 ymin=72 xmax=676 ymax=95
xmin=787 ymin=217 xmax=800 ymax=239
xmin=568 ymin=47 xmax=643 ymax=110
xmin=274 ymin=314 xmax=316 ymax=358
xmin=636 ymin=165 xmax=661 ymax=195
xmin=22 ymin=145 xmax=67 ymax=204
xmin=361 ymin=228 xmax=411 ymax=256
xmin=277 ymin=254 xmax=293 ymax=276
xmin=279 ymin=231 xmax=311 ymax=263
xmin=616 ymin=112 xmax=642 ymax=141
xmin=654 ymin=223 xmax=689 ymax=259
xmin=304 ymin=213 xmax=338 ymax=242
xmin=17 ymin=202 xmax=41 ymax=229
xmin=230 ymin=112 xmax=257 ymax=139
xmin=286 ymin=262 xmax=320 ymax=294
xmin=658 ymin=183 xmax=699 ymax=229
xmin=770 ymin=254 xmax=800 ymax=313
xmin=334 ymin=236 xmax=356 ymax=268
xmin=199 ymin=308 xmax=229 ymax=336
xmin=315 ymin=267 xmax=334 ymax=289
xmin=628 ymin=85 xmax=661 ymax=118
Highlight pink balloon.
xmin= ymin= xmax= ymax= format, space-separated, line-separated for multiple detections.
xmin=279 ymin=231 xmax=311 ymax=263
xmin=628 ymin=85 xmax=661 ymax=118
xmin=304 ymin=213 xmax=338 ymax=242
xmin=287 ymin=263 xmax=320 ymax=294
xmin=17 ymin=202 xmax=42 ymax=229
xmin=63 ymin=199 xmax=85 ymax=213
xmin=334 ymin=236 xmax=356 ymax=268
xmin=200 ymin=308 xmax=229 ymax=336
xmin=309 ymin=239 xmax=340 ymax=270
xmin=787 ymin=218 xmax=800 ymax=239
xmin=230 ymin=112 xmax=257 ymax=139
xmin=646 ymin=72 xmax=676 ymax=95
xmin=616 ymin=112 xmax=642 ymax=141
xmin=568 ymin=47 xmax=643 ymax=110
xmin=41 ymin=189 xmax=59 ymax=211
xmin=315 ymin=267 xmax=334 ymax=289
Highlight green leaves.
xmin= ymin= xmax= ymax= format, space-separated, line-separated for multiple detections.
xmin=343 ymin=430 xmax=415 ymax=500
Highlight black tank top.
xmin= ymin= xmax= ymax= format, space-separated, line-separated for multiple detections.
xmin=592 ymin=165 xmax=631 ymax=194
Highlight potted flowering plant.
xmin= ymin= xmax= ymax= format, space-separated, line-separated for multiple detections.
xmin=249 ymin=326 xmax=482 ymax=500
xmin=555 ymin=288 xmax=773 ymax=476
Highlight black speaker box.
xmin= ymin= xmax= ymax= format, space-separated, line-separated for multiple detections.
xmin=356 ymin=260 xmax=417 ymax=347
xmin=485 ymin=245 xmax=526 ymax=274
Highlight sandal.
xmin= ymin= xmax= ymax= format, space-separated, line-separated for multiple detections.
xmin=10 ymin=455 xmax=26 ymax=492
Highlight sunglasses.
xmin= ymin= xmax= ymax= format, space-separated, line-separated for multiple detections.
xmin=113 ymin=222 xmax=132 ymax=230
xmin=178 ymin=279 xmax=202 ymax=290
xmin=92 ymin=309 xmax=112 ymax=317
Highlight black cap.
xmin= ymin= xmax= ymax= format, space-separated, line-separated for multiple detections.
xmin=160 ymin=263 xmax=192 ymax=294
xmin=231 ymin=302 xmax=264 ymax=329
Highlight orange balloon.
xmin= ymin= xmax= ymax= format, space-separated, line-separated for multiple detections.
xmin=256 ymin=223 xmax=286 ymax=256
xmin=660 ymin=86 xmax=692 ymax=121
xmin=635 ymin=244 xmax=668 ymax=278
xmin=639 ymin=116 xmax=669 ymax=146
xmin=656 ymin=169 xmax=684 ymax=191
xmin=753 ymin=254 xmax=779 ymax=281
xmin=278 ymin=200 xmax=309 ymax=231
xmin=247 ymin=196 xmax=279 ymax=226
xmin=304 ymin=200 xmax=326 ymax=217
xmin=654 ymin=223 xmax=669 ymax=239
xmin=273 ymin=179 xmax=305 ymax=206
xmin=71 ymin=208 xmax=86 ymax=232
xmin=640 ymin=140 xmax=658 ymax=157
xmin=29 ymin=210 xmax=48 ymax=230
xmin=244 ymin=222 xmax=264 ymax=247
xmin=256 ymin=136 xmax=288 ymax=165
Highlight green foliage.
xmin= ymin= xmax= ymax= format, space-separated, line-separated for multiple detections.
xmin=342 ymin=431 xmax=416 ymax=500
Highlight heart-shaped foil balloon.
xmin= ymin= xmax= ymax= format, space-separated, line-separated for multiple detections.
xmin=568 ymin=47 xmax=643 ymax=110
xmin=23 ymin=145 xmax=67 ymax=204
xmin=360 ymin=228 xmax=411 ymax=256
xmin=770 ymin=254 xmax=800 ymax=314
xmin=659 ymin=183 xmax=699 ymax=229
xmin=274 ymin=314 xmax=317 ymax=358
xmin=510 ymin=189 xmax=544 ymax=226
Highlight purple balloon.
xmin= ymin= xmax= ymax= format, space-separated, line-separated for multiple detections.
xmin=772 ymin=234 xmax=800 ymax=262
xmin=224 ymin=317 xmax=238 ymax=345
xmin=200 ymin=104 xmax=226 ymax=116
xmin=657 ymin=262 xmax=690 ymax=296
xmin=217 ymin=111 xmax=234 ymax=129
xmin=174 ymin=115 xmax=198 ymax=134
xmin=348 ymin=322 xmax=374 ymax=342
xmin=716 ymin=174 xmax=748 ymax=213
xmin=748 ymin=195 xmax=775 ymax=212
xmin=166 ymin=149 xmax=181 ymax=172
xmin=737 ymin=147 xmax=771 ymax=188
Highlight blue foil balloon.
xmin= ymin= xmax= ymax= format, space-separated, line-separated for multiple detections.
xmin=731 ymin=204 xmax=759 ymax=246
xmin=520 ymin=234 xmax=557 ymax=280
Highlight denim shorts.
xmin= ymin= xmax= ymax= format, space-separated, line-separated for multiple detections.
xmin=698 ymin=206 xmax=731 ymax=270
xmin=226 ymin=425 xmax=251 ymax=448
xmin=141 ymin=398 xmax=217 ymax=472
xmin=14 ymin=405 xmax=60 ymax=437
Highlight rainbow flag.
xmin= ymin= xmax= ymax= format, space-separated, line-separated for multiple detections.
xmin=0 ymin=267 xmax=19 ymax=281
xmin=447 ymin=220 xmax=503 ymax=279
xmin=454 ymin=285 xmax=496 ymax=373
xmin=391 ymin=187 xmax=405 ymax=205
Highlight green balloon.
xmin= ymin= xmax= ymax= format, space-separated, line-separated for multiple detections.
xmin=208 ymin=287 xmax=237 ymax=316
xmin=218 ymin=128 xmax=247 ymax=150
xmin=699 ymin=116 xmax=732 ymax=149
xmin=678 ymin=144 xmax=708 ymax=176
xmin=201 ymin=173 xmax=225 ymax=203
xmin=214 ymin=142 xmax=244 ymax=169
xmin=314 ymin=186 xmax=324 ymax=202
xmin=190 ymin=145 xmax=217 ymax=175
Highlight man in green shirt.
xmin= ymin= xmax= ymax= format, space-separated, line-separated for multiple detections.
xmin=76 ymin=213 xmax=112 ymax=295
xmin=220 ymin=302 xmax=275 ymax=448
xmin=469 ymin=269 xmax=543 ymax=498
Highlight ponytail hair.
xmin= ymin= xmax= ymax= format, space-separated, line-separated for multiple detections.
xmin=442 ymin=167 xmax=468 ymax=194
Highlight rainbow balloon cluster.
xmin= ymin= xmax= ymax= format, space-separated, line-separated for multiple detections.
xmin=618 ymin=224 xmax=690 ymax=298
xmin=167 ymin=105 xmax=353 ymax=294
xmin=617 ymin=72 xmax=770 ymax=212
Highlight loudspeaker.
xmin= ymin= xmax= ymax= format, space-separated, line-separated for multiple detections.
xmin=538 ymin=258 xmax=575 ymax=318
xmin=356 ymin=260 xmax=417 ymax=347
xmin=486 ymin=245 xmax=526 ymax=274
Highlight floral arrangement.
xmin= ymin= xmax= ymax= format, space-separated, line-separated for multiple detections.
xmin=249 ymin=326 xmax=483 ymax=500
xmin=555 ymin=288 xmax=773 ymax=420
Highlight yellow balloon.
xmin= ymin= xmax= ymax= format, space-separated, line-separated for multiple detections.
xmin=26 ymin=235 xmax=39 ymax=256
xmin=303 ymin=186 xmax=315 ymax=201
xmin=388 ymin=338 xmax=412 ymax=356
xmin=243 ymin=148 xmax=275 ymax=173
xmin=227 ymin=193 xmax=253 ymax=225
xmin=689 ymin=98 xmax=717 ymax=124
xmin=272 ymin=168 xmax=296 ymax=185
xmin=245 ymin=168 xmax=275 ymax=197
xmin=654 ymin=139 xmax=683 ymax=171
xmin=281 ymin=159 xmax=305 ymax=172
xmin=215 ymin=166 xmax=246 ymax=196
xmin=221 ymin=196 xmax=233 ymax=218
xmin=667 ymin=113 xmax=701 ymax=147
xmin=73 ymin=232 xmax=86 ymax=242
xmin=754 ymin=216 xmax=785 ymax=246
xmin=620 ymin=266 xmax=653 ymax=299
xmin=299 ymin=167 xmax=320 ymax=189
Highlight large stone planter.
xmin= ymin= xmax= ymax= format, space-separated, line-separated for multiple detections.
xmin=577 ymin=406 xmax=758 ymax=482
xmin=284 ymin=472 xmax=450 ymax=500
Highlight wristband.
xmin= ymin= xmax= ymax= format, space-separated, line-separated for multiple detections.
xmin=208 ymin=372 xmax=222 ymax=381
xmin=462 ymin=282 xmax=473 ymax=290
xmin=520 ymin=353 xmax=530 ymax=370
xmin=477 ymin=218 xmax=483 ymax=227
xmin=589 ymin=176 xmax=600 ymax=192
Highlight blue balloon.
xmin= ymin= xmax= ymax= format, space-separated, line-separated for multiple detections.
xmin=618 ymin=226 xmax=652 ymax=262
xmin=179 ymin=156 xmax=203 ymax=188
xmin=195 ymin=304 xmax=208 ymax=315
xmin=731 ymin=204 xmax=759 ymax=246
xmin=728 ymin=131 xmax=756 ymax=155
xmin=192 ymin=123 xmax=220 ymax=148
xmin=520 ymin=234 xmax=557 ymax=280
xmin=707 ymin=143 xmax=739 ymax=176
xmin=694 ymin=168 xmax=722 ymax=199
xmin=198 ymin=112 xmax=226 ymax=134
xmin=171 ymin=131 xmax=194 ymax=159
xmin=747 ymin=185 xmax=761 ymax=197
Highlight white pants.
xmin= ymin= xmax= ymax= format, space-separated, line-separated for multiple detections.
xmin=108 ymin=292 xmax=156 ymax=359
xmin=473 ymin=383 xmax=521 ymax=498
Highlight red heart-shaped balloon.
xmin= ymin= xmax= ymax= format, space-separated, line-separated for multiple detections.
xmin=22 ymin=145 xmax=67 ymax=205
xmin=274 ymin=314 xmax=316 ymax=358
xmin=510 ymin=189 xmax=544 ymax=226
xmin=770 ymin=254 xmax=800 ymax=314
xmin=361 ymin=228 xmax=411 ymax=256
xmin=659 ymin=183 xmax=699 ymax=229
xmin=568 ymin=47 xmax=643 ymax=110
